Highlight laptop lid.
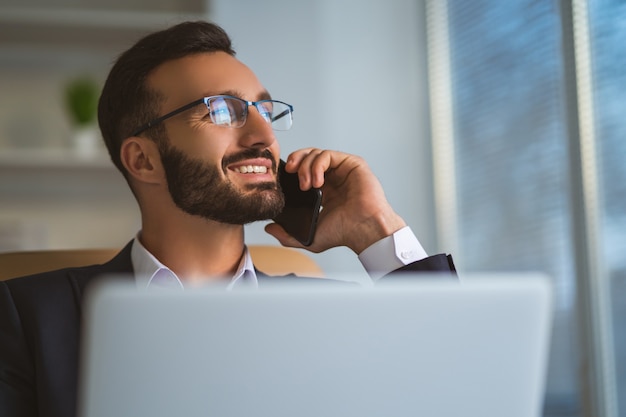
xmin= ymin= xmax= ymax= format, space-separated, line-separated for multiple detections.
xmin=78 ymin=275 xmax=552 ymax=417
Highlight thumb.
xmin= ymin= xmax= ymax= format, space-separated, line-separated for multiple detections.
xmin=264 ymin=223 xmax=304 ymax=249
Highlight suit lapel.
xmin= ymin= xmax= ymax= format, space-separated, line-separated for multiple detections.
xmin=68 ymin=241 xmax=135 ymax=308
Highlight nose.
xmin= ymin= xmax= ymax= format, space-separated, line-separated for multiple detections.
xmin=237 ymin=105 xmax=277 ymax=149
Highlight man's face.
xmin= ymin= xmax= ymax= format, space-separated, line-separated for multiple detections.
xmin=146 ymin=52 xmax=285 ymax=224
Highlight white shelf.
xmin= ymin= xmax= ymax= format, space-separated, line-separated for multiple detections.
xmin=0 ymin=3 xmax=209 ymax=168
xmin=0 ymin=7 xmax=208 ymax=31
xmin=0 ymin=148 xmax=113 ymax=170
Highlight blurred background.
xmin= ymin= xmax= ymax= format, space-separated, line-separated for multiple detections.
xmin=0 ymin=0 xmax=624 ymax=416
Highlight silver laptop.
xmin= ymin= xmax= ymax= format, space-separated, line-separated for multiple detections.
xmin=78 ymin=274 xmax=552 ymax=417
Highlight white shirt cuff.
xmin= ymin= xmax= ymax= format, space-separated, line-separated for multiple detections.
xmin=358 ymin=226 xmax=428 ymax=280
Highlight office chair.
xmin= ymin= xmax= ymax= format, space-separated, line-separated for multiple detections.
xmin=0 ymin=246 xmax=324 ymax=281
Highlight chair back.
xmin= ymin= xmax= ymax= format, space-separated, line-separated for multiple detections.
xmin=0 ymin=246 xmax=323 ymax=281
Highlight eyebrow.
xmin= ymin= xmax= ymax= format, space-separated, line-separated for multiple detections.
xmin=207 ymin=89 xmax=273 ymax=102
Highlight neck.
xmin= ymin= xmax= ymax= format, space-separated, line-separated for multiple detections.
xmin=139 ymin=210 xmax=246 ymax=282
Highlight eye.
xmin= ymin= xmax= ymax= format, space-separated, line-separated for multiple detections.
xmin=210 ymin=107 xmax=232 ymax=125
xmin=208 ymin=98 xmax=234 ymax=126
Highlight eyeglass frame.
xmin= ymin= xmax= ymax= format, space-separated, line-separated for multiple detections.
xmin=130 ymin=95 xmax=294 ymax=137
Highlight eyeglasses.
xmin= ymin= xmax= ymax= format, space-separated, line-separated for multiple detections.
xmin=131 ymin=95 xmax=294 ymax=137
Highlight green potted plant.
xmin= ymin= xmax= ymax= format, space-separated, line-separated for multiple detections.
xmin=64 ymin=77 xmax=100 ymax=155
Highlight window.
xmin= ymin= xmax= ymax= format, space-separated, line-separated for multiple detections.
xmin=426 ymin=1 xmax=626 ymax=415
xmin=588 ymin=0 xmax=626 ymax=414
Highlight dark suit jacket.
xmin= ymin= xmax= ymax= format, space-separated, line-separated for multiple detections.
xmin=0 ymin=241 xmax=455 ymax=417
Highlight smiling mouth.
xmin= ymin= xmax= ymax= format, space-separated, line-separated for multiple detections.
xmin=232 ymin=165 xmax=269 ymax=174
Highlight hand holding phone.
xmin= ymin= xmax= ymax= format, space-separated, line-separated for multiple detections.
xmin=273 ymin=160 xmax=322 ymax=246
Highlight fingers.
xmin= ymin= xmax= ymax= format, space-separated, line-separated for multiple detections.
xmin=286 ymin=148 xmax=326 ymax=190
xmin=286 ymin=149 xmax=350 ymax=190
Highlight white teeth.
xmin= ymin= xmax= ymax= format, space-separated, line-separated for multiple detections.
xmin=234 ymin=165 xmax=268 ymax=174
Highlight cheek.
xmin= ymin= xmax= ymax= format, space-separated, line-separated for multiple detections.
xmin=169 ymin=129 xmax=228 ymax=164
xmin=268 ymin=142 xmax=281 ymax=163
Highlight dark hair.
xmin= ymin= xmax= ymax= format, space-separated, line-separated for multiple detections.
xmin=98 ymin=21 xmax=236 ymax=176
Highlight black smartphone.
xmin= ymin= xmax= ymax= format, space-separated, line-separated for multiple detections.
xmin=273 ymin=159 xmax=322 ymax=246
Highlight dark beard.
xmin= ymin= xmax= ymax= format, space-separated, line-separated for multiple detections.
xmin=159 ymin=144 xmax=285 ymax=225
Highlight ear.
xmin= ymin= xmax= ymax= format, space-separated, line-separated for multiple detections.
xmin=120 ymin=137 xmax=163 ymax=185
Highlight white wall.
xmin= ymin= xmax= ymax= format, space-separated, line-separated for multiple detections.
xmin=213 ymin=0 xmax=437 ymax=273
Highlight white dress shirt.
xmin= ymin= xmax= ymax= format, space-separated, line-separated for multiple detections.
xmin=130 ymin=226 xmax=427 ymax=289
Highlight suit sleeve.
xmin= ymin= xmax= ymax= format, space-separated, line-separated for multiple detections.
xmin=394 ymin=253 xmax=456 ymax=273
xmin=380 ymin=253 xmax=457 ymax=280
xmin=0 ymin=281 xmax=37 ymax=417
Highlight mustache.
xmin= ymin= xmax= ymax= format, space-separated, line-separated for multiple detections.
xmin=222 ymin=149 xmax=277 ymax=173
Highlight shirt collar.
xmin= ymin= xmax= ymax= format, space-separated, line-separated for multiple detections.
xmin=227 ymin=245 xmax=258 ymax=290
xmin=130 ymin=235 xmax=258 ymax=290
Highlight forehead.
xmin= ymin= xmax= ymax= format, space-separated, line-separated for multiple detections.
xmin=146 ymin=52 xmax=267 ymax=105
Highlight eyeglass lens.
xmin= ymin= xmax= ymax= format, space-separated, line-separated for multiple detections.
xmin=207 ymin=97 xmax=292 ymax=130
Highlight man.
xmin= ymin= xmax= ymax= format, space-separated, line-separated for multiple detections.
xmin=0 ymin=21 xmax=455 ymax=417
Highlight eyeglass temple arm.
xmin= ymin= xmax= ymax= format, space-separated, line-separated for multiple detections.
xmin=271 ymin=108 xmax=291 ymax=123
xmin=131 ymin=98 xmax=205 ymax=137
